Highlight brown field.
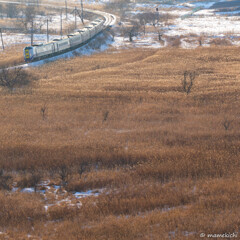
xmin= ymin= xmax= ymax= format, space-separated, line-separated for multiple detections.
xmin=0 ymin=46 xmax=239 ymax=239
xmin=0 ymin=44 xmax=25 ymax=68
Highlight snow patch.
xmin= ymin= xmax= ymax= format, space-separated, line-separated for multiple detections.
xmin=74 ymin=190 xmax=99 ymax=198
xmin=21 ymin=188 xmax=35 ymax=193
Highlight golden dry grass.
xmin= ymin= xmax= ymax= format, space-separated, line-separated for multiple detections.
xmin=0 ymin=44 xmax=25 ymax=68
xmin=0 ymin=46 xmax=239 ymax=239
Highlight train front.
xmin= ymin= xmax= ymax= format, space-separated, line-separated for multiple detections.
xmin=23 ymin=46 xmax=34 ymax=62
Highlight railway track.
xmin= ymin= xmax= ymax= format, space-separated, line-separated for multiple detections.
xmin=0 ymin=0 xmax=116 ymax=68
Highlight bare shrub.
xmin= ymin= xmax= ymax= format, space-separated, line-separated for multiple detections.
xmin=6 ymin=3 xmax=19 ymax=18
xmin=103 ymin=110 xmax=109 ymax=122
xmin=209 ymin=38 xmax=232 ymax=46
xmin=122 ymin=22 xmax=141 ymax=42
xmin=40 ymin=103 xmax=47 ymax=120
xmin=223 ymin=119 xmax=231 ymax=130
xmin=136 ymin=12 xmax=160 ymax=30
xmin=57 ymin=163 xmax=71 ymax=187
xmin=105 ymin=0 xmax=131 ymax=18
xmin=182 ymin=71 xmax=196 ymax=94
xmin=77 ymin=160 xmax=89 ymax=178
xmin=17 ymin=172 xmax=41 ymax=192
xmin=157 ymin=29 xmax=163 ymax=41
xmin=168 ymin=36 xmax=181 ymax=47
xmin=0 ymin=67 xmax=34 ymax=91
xmin=198 ymin=35 xmax=205 ymax=46
xmin=21 ymin=6 xmax=37 ymax=31
xmin=0 ymin=169 xmax=12 ymax=190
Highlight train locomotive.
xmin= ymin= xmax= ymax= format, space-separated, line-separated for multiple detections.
xmin=23 ymin=18 xmax=105 ymax=62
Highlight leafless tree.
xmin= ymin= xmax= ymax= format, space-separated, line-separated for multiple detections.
xmin=0 ymin=67 xmax=32 ymax=91
xmin=58 ymin=163 xmax=71 ymax=187
xmin=156 ymin=27 xmax=163 ymax=41
xmin=182 ymin=71 xmax=196 ymax=94
xmin=122 ymin=21 xmax=140 ymax=42
xmin=136 ymin=12 xmax=160 ymax=28
xmin=135 ymin=12 xmax=163 ymax=41
xmin=17 ymin=171 xmax=41 ymax=193
xmin=107 ymin=28 xmax=115 ymax=41
xmin=77 ymin=161 xmax=89 ymax=178
xmin=29 ymin=171 xmax=41 ymax=193
xmin=105 ymin=0 xmax=131 ymax=18
xmin=20 ymin=5 xmax=37 ymax=31
xmin=33 ymin=0 xmax=41 ymax=7
xmin=6 ymin=3 xmax=19 ymax=18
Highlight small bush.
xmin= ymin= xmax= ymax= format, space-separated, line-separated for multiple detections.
xmin=209 ymin=38 xmax=232 ymax=46
xmin=17 ymin=173 xmax=41 ymax=192
xmin=0 ymin=67 xmax=35 ymax=91
xmin=0 ymin=169 xmax=12 ymax=190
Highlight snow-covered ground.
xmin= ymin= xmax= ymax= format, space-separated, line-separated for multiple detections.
xmin=2 ymin=33 xmax=61 ymax=46
xmin=1 ymin=11 xmax=86 ymax=47
xmin=1 ymin=0 xmax=240 ymax=57
xmin=168 ymin=11 xmax=240 ymax=36
xmin=113 ymin=0 xmax=240 ymax=49
xmin=12 ymin=180 xmax=101 ymax=211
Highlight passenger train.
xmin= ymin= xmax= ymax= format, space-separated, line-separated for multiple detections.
xmin=23 ymin=18 xmax=105 ymax=62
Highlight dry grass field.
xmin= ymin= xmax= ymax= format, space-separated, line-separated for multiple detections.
xmin=0 ymin=44 xmax=24 ymax=68
xmin=0 ymin=46 xmax=239 ymax=239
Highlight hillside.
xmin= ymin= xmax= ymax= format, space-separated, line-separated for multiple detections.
xmin=0 ymin=46 xmax=239 ymax=239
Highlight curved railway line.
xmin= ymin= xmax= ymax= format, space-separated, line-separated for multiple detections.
xmin=1 ymin=1 xmax=116 ymax=69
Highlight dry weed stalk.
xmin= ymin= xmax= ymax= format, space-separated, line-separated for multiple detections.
xmin=40 ymin=103 xmax=47 ymax=120
xmin=103 ymin=110 xmax=109 ymax=122
xmin=223 ymin=119 xmax=231 ymax=130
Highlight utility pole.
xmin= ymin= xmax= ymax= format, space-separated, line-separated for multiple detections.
xmin=60 ymin=9 xmax=62 ymax=39
xmin=31 ymin=20 xmax=34 ymax=45
xmin=47 ymin=18 xmax=49 ymax=42
xmin=65 ymin=0 xmax=68 ymax=20
xmin=0 ymin=28 xmax=4 ymax=50
xmin=80 ymin=0 xmax=84 ymax=25
xmin=74 ymin=6 xmax=77 ymax=29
